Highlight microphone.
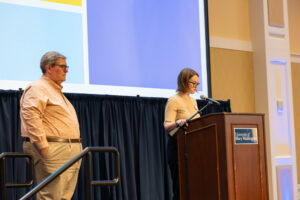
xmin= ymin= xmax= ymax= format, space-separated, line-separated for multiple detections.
xmin=200 ymin=95 xmax=221 ymax=106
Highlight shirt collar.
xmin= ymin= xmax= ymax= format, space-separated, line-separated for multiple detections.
xmin=41 ymin=75 xmax=63 ymax=91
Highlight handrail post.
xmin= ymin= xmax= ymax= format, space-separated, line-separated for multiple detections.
xmin=1 ymin=157 xmax=6 ymax=200
xmin=114 ymin=150 xmax=120 ymax=182
xmin=28 ymin=156 xmax=34 ymax=186
xmin=85 ymin=151 xmax=92 ymax=200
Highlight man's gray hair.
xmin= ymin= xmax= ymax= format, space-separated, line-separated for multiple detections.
xmin=40 ymin=51 xmax=66 ymax=74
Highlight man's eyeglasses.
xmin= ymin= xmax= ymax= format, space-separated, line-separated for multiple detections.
xmin=54 ymin=64 xmax=69 ymax=70
xmin=189 ymin=81 xmax=200 ymax=87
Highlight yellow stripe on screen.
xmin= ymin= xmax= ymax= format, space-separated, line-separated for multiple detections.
xmin=41 ymin=0 xmax=82 ymax=6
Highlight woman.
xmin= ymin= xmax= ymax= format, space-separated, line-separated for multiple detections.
xmin=164 ymin=68 xmax=200 ymax=200
xmin=164 ymin=68 xmax=200 ymax=130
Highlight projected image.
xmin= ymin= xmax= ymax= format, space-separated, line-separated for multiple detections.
xmin=0 ymin=0 xmax=209 ymax=98
xmin=0 ymin=0 xmax=84 ymax=84
xmin=88 ymin=0 xmax=203 ymax=91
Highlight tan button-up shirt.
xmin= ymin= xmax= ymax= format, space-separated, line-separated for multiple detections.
xmin=20 ymin=76 xmax=80 ymax=150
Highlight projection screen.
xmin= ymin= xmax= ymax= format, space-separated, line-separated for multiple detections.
xmin=0 ymin=0 xmax=211 ymax=98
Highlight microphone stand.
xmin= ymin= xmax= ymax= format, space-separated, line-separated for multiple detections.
xmin=169 ymin=101 xmax=212 ymax=137
xmin=168 ymin=101 xmax=212 ymax=200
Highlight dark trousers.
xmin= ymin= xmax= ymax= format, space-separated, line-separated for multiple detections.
xmin=167 ymin=136 xmax=179 ymax=200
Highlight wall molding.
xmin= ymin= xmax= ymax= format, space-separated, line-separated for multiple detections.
xmin=298 ymin=184 xmax=300 ymax=200
xmin=209 ymin=37 xmax=300 ymax=64
xmin=209 ymin=37 xmax=252 ymax=52
xmin=291 ymin=54 xmax=300 ymax=63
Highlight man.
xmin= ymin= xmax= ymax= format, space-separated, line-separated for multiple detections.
xmin=20 ymin=51 xmax=82 ymax=199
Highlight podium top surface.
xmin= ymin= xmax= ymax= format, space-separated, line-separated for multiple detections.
xmin=199 ymin=112 xmax=264 ymax=119
xmin=185 ymin=112 xmax=265 ymax=126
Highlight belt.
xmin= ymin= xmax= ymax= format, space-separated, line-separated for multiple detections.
xmin=23 ymin=137 xmax=82 ymax=143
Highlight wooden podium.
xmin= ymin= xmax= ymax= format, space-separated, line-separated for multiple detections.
xmin=176 ymin=112 xmax=268 ymax=200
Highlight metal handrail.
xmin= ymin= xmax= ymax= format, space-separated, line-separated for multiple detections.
xmin=20 ymin=146 xmax=120 ymax=200
xmin=0 ymin=152 xmax=34 ymax=200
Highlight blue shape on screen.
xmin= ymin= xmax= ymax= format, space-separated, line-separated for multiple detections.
xmin=0 ymin=3 xmax=84 ymax=83
xmin=87 ymin=0 xmax=202 ymax=90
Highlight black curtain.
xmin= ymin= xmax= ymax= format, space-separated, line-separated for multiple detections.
xmin=0 ymin=90 xmax=231 ymax=200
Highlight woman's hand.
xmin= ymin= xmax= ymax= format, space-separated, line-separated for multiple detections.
xmin=175 ymin=119 xmax=186 ymax=127
xmin=164 ymin=119 xmax=187 ymax=131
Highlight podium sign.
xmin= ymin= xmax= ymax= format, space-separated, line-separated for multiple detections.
xmin=176 ymin=113 xmax=268 ymax=200
xmin=234 ymin=128 xmax=258 ymax=144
